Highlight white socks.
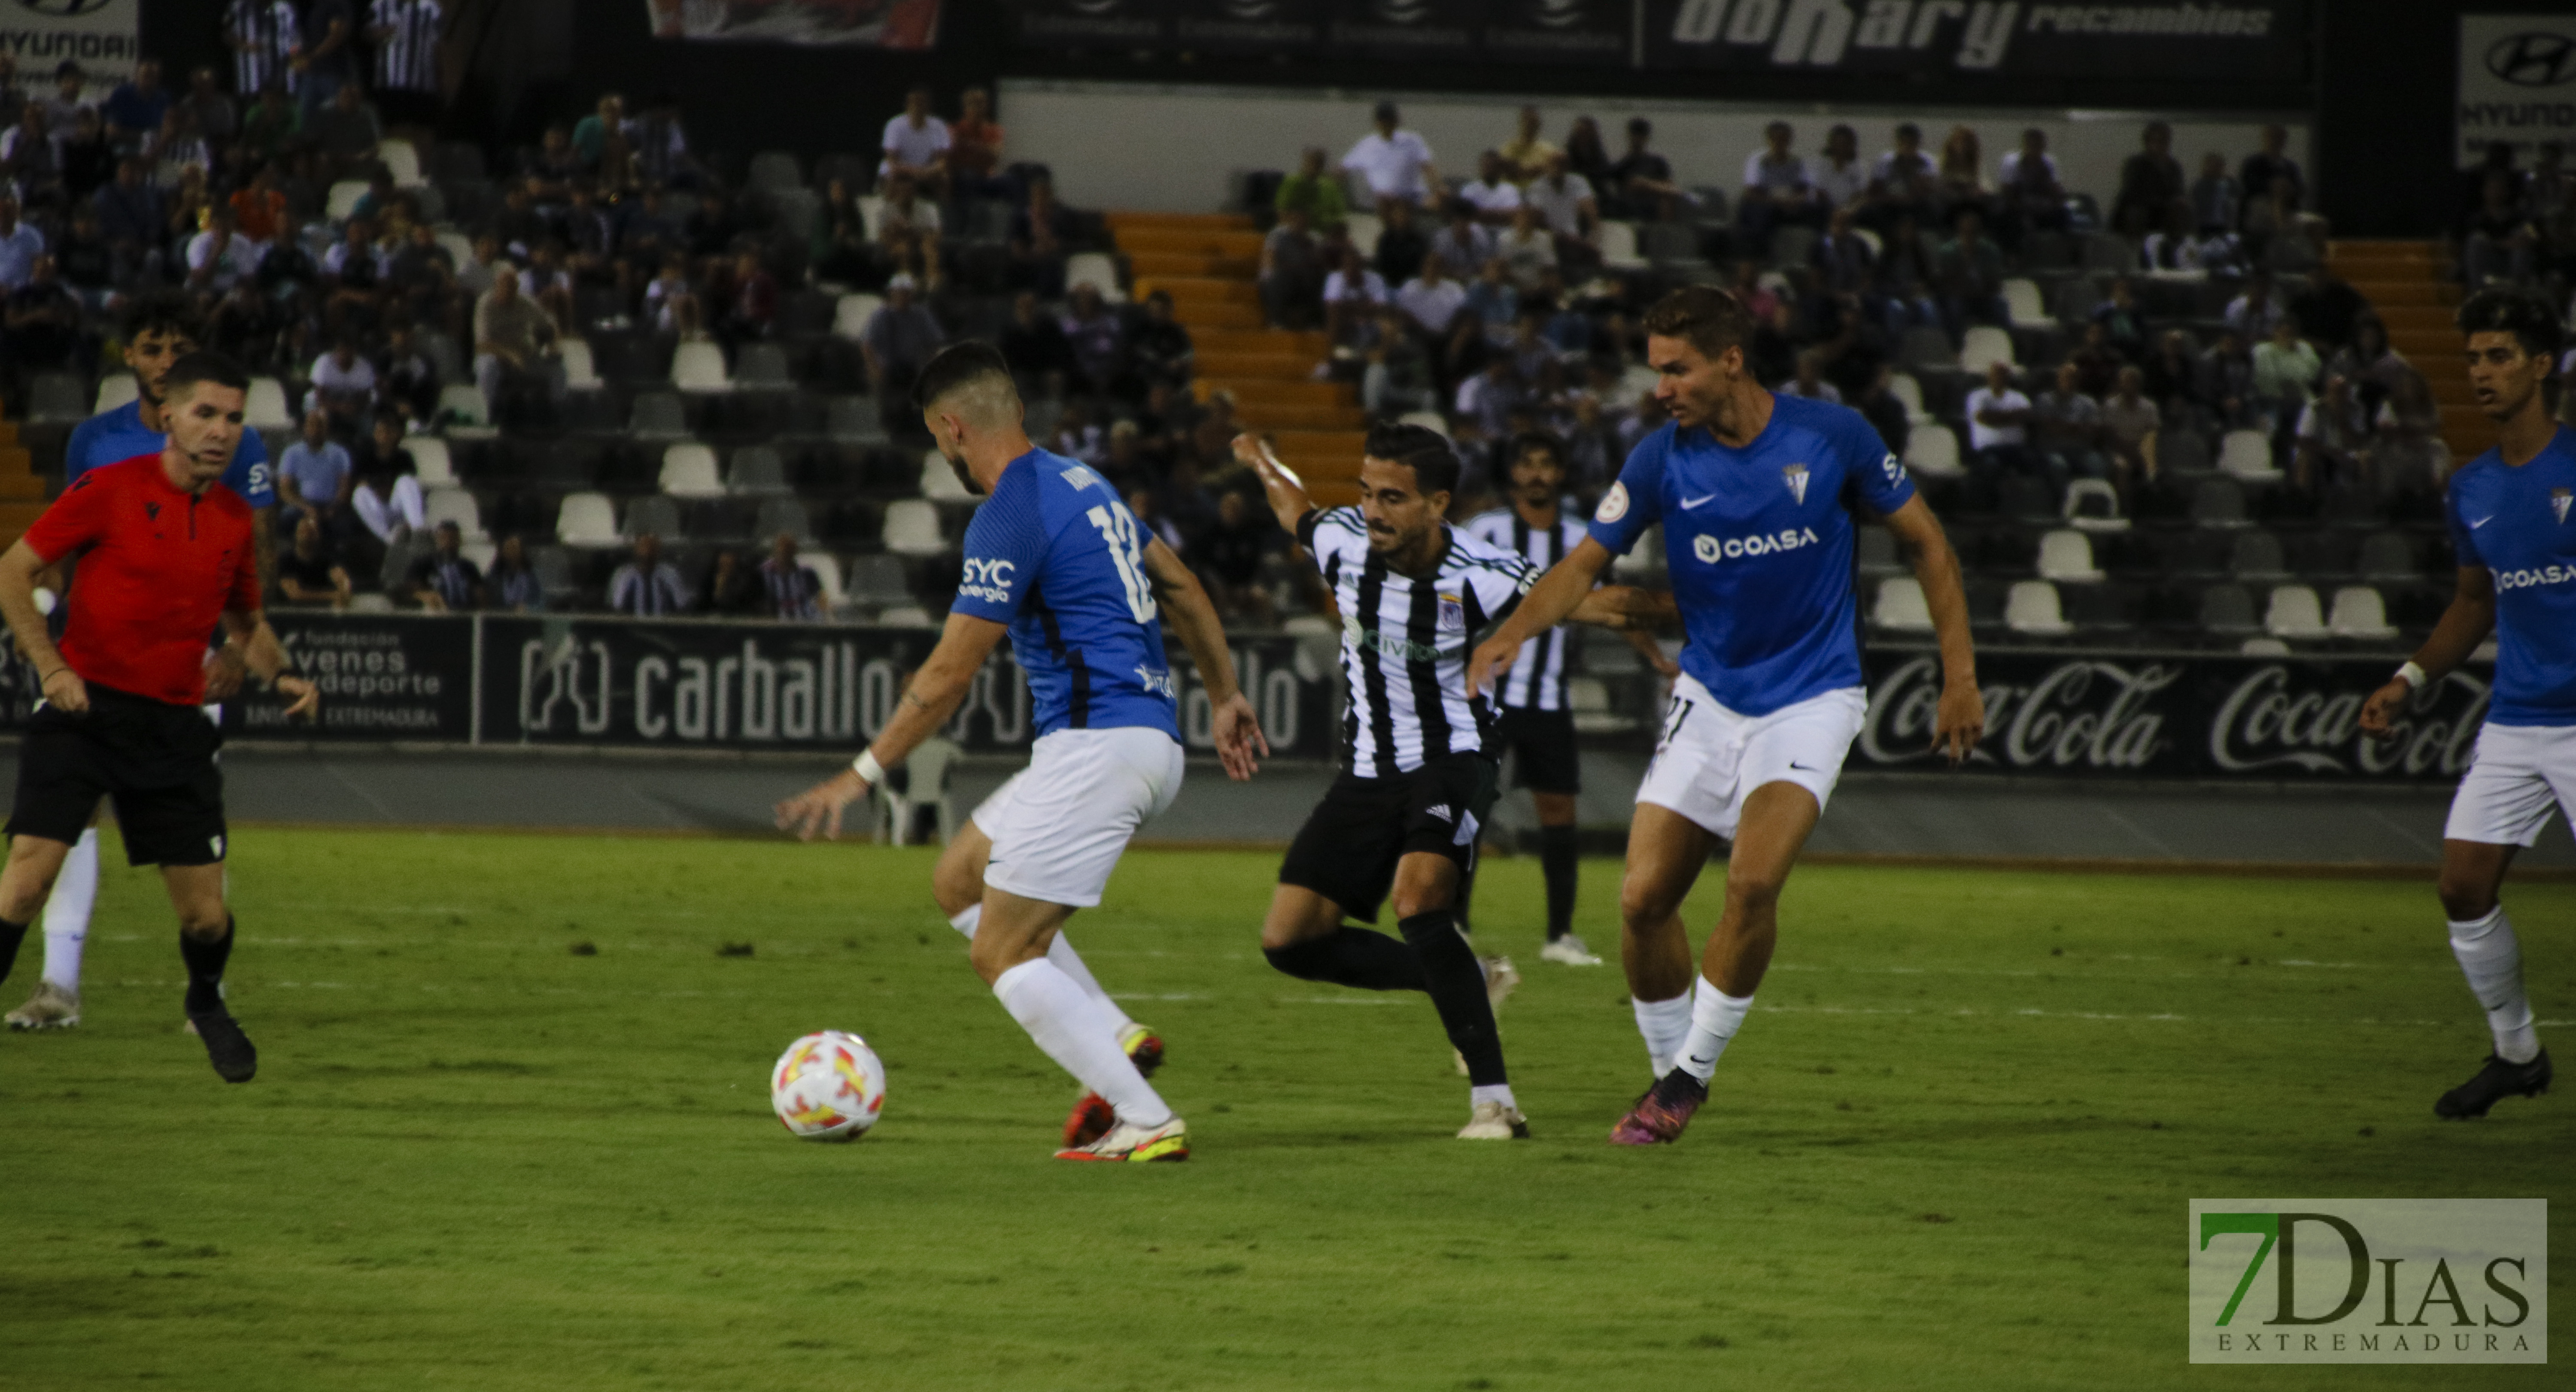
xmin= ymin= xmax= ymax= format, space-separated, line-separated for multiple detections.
xmin=40 ymin=828 xmax=98 ymax=992
xmin=1632 ymin=993 xmax=1692 ymax=1078
xmin=991 ymin=959 xmax=1172 ymax=1128
xmin=1470 ymin=1083 xmax=1518 ymax=1111
xmin=948 ymin=904 xmax=1138 ymax=1038
xmin=1674 ymin=977 xmax=1756 ymax=1083
xmin=2449 ymin=907 xmax=2540 ymax=1065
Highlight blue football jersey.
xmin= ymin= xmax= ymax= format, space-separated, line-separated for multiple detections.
xmin=1589 ymin=394 xmax=1914 ymax=716
xmin=65 ymin=399 xmax=275 ymax=507
xmin=2448 ymin=424 xmax=2576 ymax=726
xmin=950 ymin=448 xmax=1181 ymax=740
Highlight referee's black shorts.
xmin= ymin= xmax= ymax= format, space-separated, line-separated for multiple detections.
xmin=1279 ymin=752 xmax=1497 ymax=922
xmin=1491 ymin=706 xmax=1581 ymax=795
xmin=8 ymin=684 xmax=227 ymax=867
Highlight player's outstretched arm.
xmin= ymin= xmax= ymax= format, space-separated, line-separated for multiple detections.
xmin=1564 ymin=584 xmax=1677 ymax=631
xmin=1232 ymin=432 xmax=1312 ymax=534
xmin=1466 ymin=536 xmax=1616 ymax=696
xmin=1142 ymin=537 xmax=1268 ymax=781
xmin=1883 ymin=495 xmax=1984 ymax=763
xmin=0 ymin=538 xmax=85 ymax=715
xmin=2360 ymin=566 xmax=2495 ymax=740
xmin=774 ymin=613 xmax=1008 ymax=841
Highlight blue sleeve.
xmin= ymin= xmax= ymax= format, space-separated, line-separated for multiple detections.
xmin=1586 ymin=432 xmax=1667 ymax=555
xmin=62 ymin=418 xmax=100 ymax=481
xmin=225 ymin=428 xmax=274 ymax=508
xmin=1844 ymin=409 xmax=1916 ymax=516
xmin=952 ymin=476 xmax=1048 ymax=623
xmin=2447 ymin=479 xmax=2482 ymax=569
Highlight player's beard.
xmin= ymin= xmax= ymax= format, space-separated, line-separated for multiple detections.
xmin=942 ymin=448 xmax=985 ymax=497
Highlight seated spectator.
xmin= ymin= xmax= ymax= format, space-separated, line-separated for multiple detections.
xmin=180 ymin=65 xmax=235 ymax=147
xmin=1463 ymin=257 xmax=1519 ymax=341
xmin=1854 ymin=362 xmax=1908 ymax=454
xmin=93 ymin=156 xmax=161 ymax=281
xmin=2 ymin=254 xmax=79 ymax=374
xmin=999 ymin=289 xmax=1075 ymax=396
xmin=1872 ymin=214 xmax=1939 ymax=332
xmin=275 ymin=513 xmax=352 ymax=610
xmin=813 ymin=177 xmax=873 ymax=285
xmin=1933 ymin=206 xmax=2006 ymax=340
xmin=2373 ymin=370 xmax=2450 ymax=491
xmin=2463 ymin=172 xmax=2537 ymax=287
xmin=571 ymin=93 xmax=623 ymax=168
xmin=1745 ymin=299 xmax=1798 ymax=387
xmin=2111 ymin=121 xmax=2185 ymax=237
xmin=1259 ymin=205 xmax=1324 ymax=331
xmin=2090 ymin=276 xmax=2148 ymax=361
xmin=1130 ymin=290 xmax=1194 ymax=399
xmin=1963 ymin=361 xmax=2036 ymax=476
xmin=2031 ymin=363 xmax=2111 ymax=483
xmin=1394 ymin=257 xmax=1468 ymax=339
xmin=948 ymin=86 xmax=1006 ymax=200
xmin=1189 ymin=488 xmax=1278 ymax=628
xmin=485 ymin=535 xmax=544 ymax=613
xmin=1421 ymin=201 xmax=1492 ymax=286
xmin=103 ymin=58 xmax=168 ymax=147
xmin=717 ymin=247 xmax=778 ymax=347
xmin=404 ymin=521 xmax=482 ymax=611
xmin=2141 ymin=197 xmax=2224 ymax=273
xmin=207 ymin=279 xmax=290 ymax=370
xmin=0 ymin=103 xmax=55 ymax=198
xmin=876 ymin=171 xmax=942 ymax=291
xmin=39 ymin=60 xmax=84 ymax=135
xmin=1048 ymin=398 xmax=1106 ymax=465
xmin=2326 ymin=314 xmax=2410 ymax=413
xmin=1495 ymin=203 xmax=1557 ymax=294
xmin=278 ymin=408 xmax=355 ymax=532
xmin=1812 ymin=204 xmax=1875 ymax=297
xmin=2101 ymin=365 xmax=2161 ymax=486
xmin=1058 ymin=280 xmax=1124 ymax=397
xmin=2243 ymin=170 xmax=2321 ymax=270
xmin=59 ymin=106 xmax=113 ymax=202
xmin=472 ymin=267 xmax=557 ymax=415
xmin=2062 ymin=321 xmax=2122 ymax=400
xmin=2251 ymin=316 xmax=2321 ymax=429
xmin=1453 ymin=355 xmax=1522 ymax=437
xmin=1811 ymin=123 xmax=1868 ymax=217
xmin=1458 ymin=150 xmax=1524 ymax=225
xmin=1601 ymin=117 xmax=1680 ymax=222
xmin=1340 ymin=100 xmax=1438 ymax=216
xmin=185 ymin=206 xmax=262 ymax=296
xmin=1995 ymin=127 xmax=2066 ymax=245
xmin=1779 ymin=351 xmax=1842 ymax=404
xmin=1868 ymin=122 xmax=1937 ymax=229
xmin=352 ymin=416 xmax=425 ymax=545
xmin=1932 ymin=125 xmax=1990 ymax=231
xmin=610 ymin=533 xmax=690 ymax=616
xmin=1321 ymin=243 xmax=1388 ymax=348
xmin=644 ymin=257 xmax=701 ymax=337
xmin=698 ymin=547 xmax=761 ymax=616
xmin=308 ymin=337 xmax=377 ymax=425
xmin=2294 ymin=373 xmax=2372 ymax=492
xmin=1361 ymin=307 xmax=1436 ymax=417
xmin=860 ymin=273 xmax=946 ymax=417
xmin=1523 ymin=153 xmax=1598 ymax=258
xmin=54 ymin=204 xmax=113 ymax=311
xmin=2224 ymin=269 xmax=2289 ymax=344
xmin=2143 ymin=328 xmax=2207 ymax=425
xmin=1274 ymin=146 xmax=1348 ymax=232
xmin=306 ymin=83 xmax=382 ymax=178
xmin=2197 ymin=328 xmax=2259 ymax=430
xmin=1373 ymin=197 xmax=1426 ymax=287
xmin=1498 ymin=105 xmax=1558 ymax=184
xmin=1005 ymin=175 xmax=1075 ymax=297
xmin=878 ymin=85 xmax=950 ymax=197
xmin=1127 ymin=486 xmax=1184 ymax=554
xmin=2190 ymin=152 xmax=2240 ymax=237
xmin=1738 ymin=121 xmax=1821 ymax=257
xmin=237 ymin=83 xmax=299 ymax=168
xmin=760 ymin=533 xmax=825 ymax=621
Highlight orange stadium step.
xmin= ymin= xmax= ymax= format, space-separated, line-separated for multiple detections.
xmin=1194 ymin=329 xmax=1327 ymax=357
xmin=2343 ymin=280 xmax=2461 ymax=309
xmin=1197 ymin=378 xmax=1350 ymax=409
xmin=1103 ymin=211 xmax=1257 ymax=234
xmin=1233 ymin=403 xmax=1368 ymax=432
xmin=1169 ymin=302 xmax=1267 ymax=331
xmin=1113 ymin=227 xmax=1267 ymax=260
xmin=2371 ymin=304 xmax=2455 ymax=333
xmin=1126 ymin=251 xmax=1258 ymax=280
xmin=1197 ymin=350 xmax=1321 ymax=380
xmin=1307 ymin=480 xmax=1362 ymax=508
xmin=1133 ymin=276 xmax=1261 ymax=307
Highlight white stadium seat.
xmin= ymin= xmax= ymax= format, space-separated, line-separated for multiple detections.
xmin=832 ymin=294 xmax=884 ymax=340
xmin=244 ymin=377 xmax=295 ymax=431
xmin=556 ymin=493 xmax=620 ymax=547
xmin=1957 ymin=325 xmax=2018 ymax=376
xmin=559 ymin=338 xmax=603 ymax=391
xmin=2218 ymin=428 xmax=2282 ymax=482
xmin=2035 ymin=529 xmax=2103 ymax=583
xmin=881 ymin=499 xmax=947 ymax=558
xmin=423 ymin=487 xmax=485 ymax=541
xmin=94 ymin=373 xmax=138 ymax=415
xmin=671 ymin=340 xmax=732 ymax=392
xmin=659 ymin=443 xmax=725 ymax=498
xmin=2264 ymin=585 xmax=2327 ymax=640
xmin=2005 ymin=579 xmax=2074 ymax=637
xmin=2002 ymin=278 xmax=2051 ymax=331
xmin=1066 ymin=252 xmax=1124 ymax=303
xmin=403 ymin=435 xmax=456 ymax=487
xmin=920 ymin=448 xmax=975 ymax=501
xmin=1872 ymin=576 xmax=1934 ymax=632
xmin=1596 ymin=221 xmax=1648 ymax=272
xmin=1888 ymin=371 xmax=1931 ymax=425
xmin=326 ymin=180 xmax=369 ymax=221
xmin=2327 ymin=585 xmax=2398 ymax=640
xmin=1902 ymin=423 xmax=1964 ymax=479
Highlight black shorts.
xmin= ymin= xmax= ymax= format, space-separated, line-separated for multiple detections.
xmin=8 ymin=685 xmax=227 ymax=867
xmin=1278 ymin=753 xmax=1497 ymax=922
xmin=1490 ymin=706 xmax=1581 ymax=795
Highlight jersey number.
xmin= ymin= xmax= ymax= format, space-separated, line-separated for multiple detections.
xmin=1085 ymin=504 xmax=1158 ymax=624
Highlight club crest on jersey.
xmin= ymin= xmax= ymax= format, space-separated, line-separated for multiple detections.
xmin=1595 ymin=481 xmax=1629 ymax=523
xmin=1781 ymin=464 xmax=1810 ymax=506
xmin=1437 ymin=591 xmax=1465 ymax=630
xmin=2554 ymin=488 xmax=2571 ymax=525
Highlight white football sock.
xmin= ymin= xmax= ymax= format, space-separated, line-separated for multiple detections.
xmin=40 ymin=828 xmax=98 ymax=992
xmin=1470 ymin=1083 xmax=1518 ymax=1111
xmin=992 ymin=959 xmax=1172 ymax=1129
xmin=2449 ymin=907 xmax=2540 ymax=1064
xmin=951 ymin=904 xmax=1138 ymax=1038
xmin=1674 ymin=977 xmax=1756 ymax=1083
xmin=1632 ymin=993 xmax=1692 ymax=1078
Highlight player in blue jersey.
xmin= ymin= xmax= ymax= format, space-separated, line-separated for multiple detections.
xmin=775 ymin=343 xmax=1266 ymax=1163
xmin=1469 ymin=286 xmax=1984 ymax=1145
xmin=7 ymin=294 xmax=279 ymax=1032
xmin=2360 ymin=288 xmax=2570 ymax=1120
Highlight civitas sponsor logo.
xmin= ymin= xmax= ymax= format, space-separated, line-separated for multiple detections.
xmin=1858 ymin=654 xmax=2174 ymax=769
xmin=1692 ymin=525 xmax=1820 ymax=563
xmin=2494 ymin=561 xmax=2576 ymax=591
xmin=1340 ymin=613 xmax=1444 ymax=664
xmin=957 ymin=558 xmax=1015 ymax=605
xmin=2190 ymin=1200 xmax=2547 ymax=1365
xmin=2210 ymin=665 xmax=2485 ymax=777
xmin=2488 ymin=30 xmax=2576 ymax=88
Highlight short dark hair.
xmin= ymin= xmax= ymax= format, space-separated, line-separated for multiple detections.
xmin=911 ymin=340 xmax=1016 ymax=413
xmin=1373 ymin=100 xmax=1399 ymax=124
xmin=1507 ymin=431 xmax=1564 ymax=474
xmin=123 ymin=291 xmax=204 ymax=346
xmin=161 ymin=351 xmax=249 ymax=401
xmin=1627 ymin=117 xmax=1651 ymax=138
xmin=1642 ymin=285 xmax=1756 ymax=362
xmin=2458 ymin=287 xmax=2567 ymax=366
xmin=1362 ymin=421 xmax=1458 ymax=497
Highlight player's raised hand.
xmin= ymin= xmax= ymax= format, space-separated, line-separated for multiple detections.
xmin=39 ymin=665 xmax=88 ymax=715
xmin=1933 ymin=676 xmax=1985 ymax=766
xmin=2358 ymin=678 xmax=2412 ymax=741
xmin=276 ymin=675 xmax=320 ymax=720
xmin=775 ymin=770 xmax=868 ymax=842
xmin=1230 ymin=432 xmax=1297 ymax=487
xmin=1464 ymin=634 xmax=1519 ymax=699
xmin=1210 ymin=691 xmax=1270 ymax=781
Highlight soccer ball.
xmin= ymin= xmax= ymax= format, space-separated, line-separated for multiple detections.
xmin=769 ymin=1031 xmax=887 ymax=1142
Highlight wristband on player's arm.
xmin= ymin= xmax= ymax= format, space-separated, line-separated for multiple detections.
xmin=851 ymin=749 xmax=886 ymax=786
xmin=2394 ymin=660 xmax=2429 ymax=690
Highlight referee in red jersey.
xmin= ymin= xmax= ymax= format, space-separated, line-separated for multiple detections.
xmin=0 ymin=352 xmax=317 ymax=1081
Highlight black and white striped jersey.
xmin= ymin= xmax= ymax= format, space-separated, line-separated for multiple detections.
xmin=226 ymin=1 xmax=299 ymax=95
xmin=1298 ymin=507 xmax=1536 ymax=779
xmin=1459 ymin=506 xmax=1585 ymax=712
xmin=371 ymin=0 xmax=444 ymax=93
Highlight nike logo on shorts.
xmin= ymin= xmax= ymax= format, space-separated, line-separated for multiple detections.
xmin=1789 ymin=761 xmax=1822 ymax=772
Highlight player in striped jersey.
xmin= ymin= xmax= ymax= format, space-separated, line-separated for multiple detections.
xmin=1237 ymin=425 xmax=1664 ymax=1139
xmin=1459 ymin=432 xmax=1677 ymax=967
xmin=367 ymin=0 xmax=444 ymax=123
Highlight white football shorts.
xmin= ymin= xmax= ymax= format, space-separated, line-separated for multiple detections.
xmin=1636 ymin=676 xmax=1866 ymax=840
xmin=970 ymin=726 xmax=1185 ymax=908
xmin=2443 ymin=722 xmax=2576 ymax=847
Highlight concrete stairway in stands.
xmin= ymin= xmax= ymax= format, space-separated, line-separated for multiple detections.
xmin=2326 ymin=240 xmax=2481 ymax=461
xmin=0 ymin=415 xmax=46 ymax=549
xmin=1105 ymin=211 xmax=1367 ymax=506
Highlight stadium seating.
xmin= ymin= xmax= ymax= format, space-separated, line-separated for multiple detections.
xmin=2004 ymin=580 xmax=2074 ymax=637
xmin=877 ymin=736 xmax=960 ymax=843
xmin=1398 ymin=410 xmax=1450 ymax=437
xmin=1957 ymin=325 xmax=2017 ymax=376
xmin=1902 ymin=423 xmax=1964 ymax=479
xmin=878 ymin=605 xmax=937 ymax=628
xmin=2263 ymin=585 xmax=2327 ymax=640
xmin=2190 ymin=479 xmax=2251 ymax=528
xmin=881 ymin=499 xmax=946 ymax=557
xmin=755 ymin=498 xmax=816 ymax=544
xmin=841 ymin=554 xmax=914 ymax=612
xmin=556 ymin=492 xmax=620 ymax=546
xmin=2227 ymin=531 xmax=2289 ymax=582
xmin=1066 ymin=252 xmax=1124 ymax=302
xmin=803 ymin=552 xmax=848 ymax=611
xmin=748 ymin=151 xmax=803 ymax=191
xmin=26 ymin=374 xmax=85 ymax=424
xmin=832 ymin=294 xmax=884 ymax=340
xmin=245 ymin=377 xmax=295 ymax=431
xmin=919 ymin=449 xmax=976 ymax=501
xmin=1871 ymin=576 xmax=1934 ymax=633
xmin=1855 ymin=525 xmax=1902 ymax=577
xmin=1597 ymin=221 xmax=1649 ymax=272
xmin=671 ymin=341 xmax=732 ymax=392
xmin=827 ymin=396 xmax=890 ymax=445
xmin=2002 ymin=279 xmax=2051 ymax=331
xmin=425 ymin=487 xmax=486 ymax=541
xmin=404 ymin=436 xmax=456 ymax=486
xmin=2327 ymin=585 xmax=2398 ymax=640
xmin=325 ymin=181 xmax=369 ymax=220
xmin=2061 ymin=479 xmax=2127 ymax=532
xmin=735 ymin=344 xmax=795 ymax=391
xmin=1343 ymin=214 xmax=1381 ymax=258
xmin=629 ymin=394 xmax=688 ymax=439
xmin=2217 ymin=429 xmax=2283 ymax=483
xmin=2355 ymin=532 xmax=2417 ymax=583
xmin=94 ymin=373 xmax=139 ymax=414
xmin=1889 ymin=372 xmax=1932 ymax=425
xmin=559 ymin=339 xmax=604 ymax=391
xmin=1898 ymin=326 xmax=1956 ymax=371
xmin=728 ymin=446 xmax=792 ymax=496
xmin=2035 ymin=529 xmax=2103 ymax=582
xmin=2199 ymin=584 xmax=2259 ymax=636
xmin=623 ymin=493 xmax=683 ymax=542
xmin=660 ymin=443 xmax=726 ymax=498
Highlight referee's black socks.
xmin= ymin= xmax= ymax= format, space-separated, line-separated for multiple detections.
xmin=1264 ymin=928 xmax=1425 ymax=992
xmin=1397 ymin=909 xmax=1508 ymax=1088
xmin=181 ymin=917 xmax=237 ymax=1015
xmin=0 ymin=915 xmax=27 ymax=985
xmin=1539 ymin=825 xmax=1579 ymax=941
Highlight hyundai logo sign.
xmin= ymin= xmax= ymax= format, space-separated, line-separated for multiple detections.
xmin=2485 ymin=31 xmax=2576 ymax=88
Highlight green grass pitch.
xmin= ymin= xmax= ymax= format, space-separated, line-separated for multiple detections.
xmin=1 ymin=828 xmax=2566 ymax=1390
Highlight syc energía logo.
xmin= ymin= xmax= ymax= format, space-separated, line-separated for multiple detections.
xmin=2189 ymin=1199 xmax=2546 ymax=1364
